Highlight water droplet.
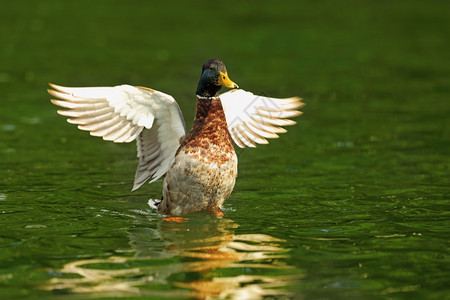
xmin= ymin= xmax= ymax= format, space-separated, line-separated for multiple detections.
xmin=2 ymin=124 xmax=16 ymax=131
xmin=25 ymin=224 xmax=47 ymax=229
xmin=334 ymin=141 xmax=354 ymax=148
xmin=22 ymin=117 xmax=41 ymax=124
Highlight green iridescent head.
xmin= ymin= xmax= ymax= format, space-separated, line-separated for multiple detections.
xmin=196 ymin=59 xmax=239 ymax=97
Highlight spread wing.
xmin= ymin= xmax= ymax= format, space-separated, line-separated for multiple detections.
xmin=49 ymin=83 xmax=186 ymax=190
xmin=219 ymin=89 xmax=304 ymax=148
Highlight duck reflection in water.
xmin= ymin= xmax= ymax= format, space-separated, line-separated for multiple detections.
xmin=43 ymin=212 xmax=302 ymax=299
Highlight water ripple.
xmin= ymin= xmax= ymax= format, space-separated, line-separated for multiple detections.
xmin=42 ymin=214 xmax=302 ymax=299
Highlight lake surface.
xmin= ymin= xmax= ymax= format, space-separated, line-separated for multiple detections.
xmin=0 ymin=1 xmax=448 ymax=299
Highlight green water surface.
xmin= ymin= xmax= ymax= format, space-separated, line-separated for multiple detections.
xmin=0 ymin=1 xmax=449 ymax=299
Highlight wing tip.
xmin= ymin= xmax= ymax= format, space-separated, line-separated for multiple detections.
xmin=48 ymin=82 xmax=66 ymax=92
xmin=50 ymin=99 xmax=64 ymax=106
xmin=48 ymin=88 xmax=63 ymax=99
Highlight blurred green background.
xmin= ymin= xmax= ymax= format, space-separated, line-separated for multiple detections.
xmin=0 ymin=0 xmax=449 ymax=299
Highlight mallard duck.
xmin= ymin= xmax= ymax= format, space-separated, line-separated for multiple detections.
xmin=49 ymin=59 xmax=304 ymax=216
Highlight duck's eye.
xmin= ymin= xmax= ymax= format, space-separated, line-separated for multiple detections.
xmin=222 ymin=76 xmax=226 ymax=79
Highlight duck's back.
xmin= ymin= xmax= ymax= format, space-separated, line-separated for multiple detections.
xmin=158 ymin=97 xmax=237 ymax=215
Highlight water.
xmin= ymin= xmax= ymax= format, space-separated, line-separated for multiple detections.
xmin=1 ymin=1 xmax=449 ymax=299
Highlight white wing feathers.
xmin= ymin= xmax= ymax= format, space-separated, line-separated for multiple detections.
xmin=48 ymin=84 xmax=186 ymax=190
xmin=49 ymin=84 xmax=302 ymax=190
xmin=220 ymin=89 xmax=304 ymax=148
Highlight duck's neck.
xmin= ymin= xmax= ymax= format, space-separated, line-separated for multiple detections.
xmin=182 ymin=97 xmax=233 ymax=148
xmin=194 ymin=96 xmax=222 ymax=120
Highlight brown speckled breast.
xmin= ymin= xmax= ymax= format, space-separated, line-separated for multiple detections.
xmin=180 ymin=97 xmax=235 ymax=162
xmin=159 ymin=96 xmax=238 ymax=216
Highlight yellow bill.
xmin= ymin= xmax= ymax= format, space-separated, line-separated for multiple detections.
xmin=219 ymin=71 xmax=239 ymax=89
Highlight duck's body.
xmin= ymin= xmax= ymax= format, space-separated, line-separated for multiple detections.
xmin=161 ymin=97 xmax=237 ymax=215
xmin=49 ymin=59 xmax=304 ymax=216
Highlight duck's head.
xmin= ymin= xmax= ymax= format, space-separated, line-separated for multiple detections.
xmin=196 ymin=59 xmax=239 ymax=98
